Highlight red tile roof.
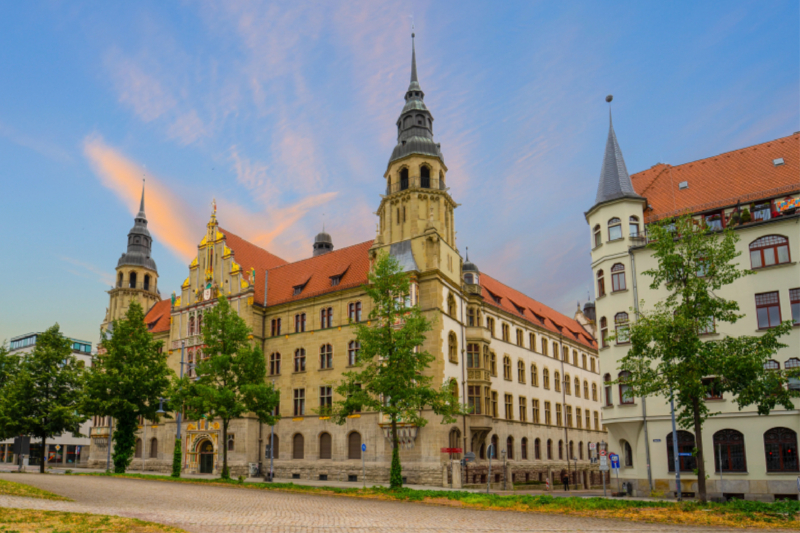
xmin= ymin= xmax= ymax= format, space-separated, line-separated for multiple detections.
xmin=632 ymin=133 xmax=800 ymax=223
xmin=480 ymin=273 xmax=597 ymax=350
xmin=220 ymin=227 xmax=289 ymax=301
xmin=265 ymin=240 xmax=374 ymax=306
xmin=145 ymin=299 xmax=172 ymax=334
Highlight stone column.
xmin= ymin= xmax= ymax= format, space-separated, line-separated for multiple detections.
xmin=451 ymin=460 xmax=462 ymax=489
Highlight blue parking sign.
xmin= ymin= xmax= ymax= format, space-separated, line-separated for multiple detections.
xmin=610 ymin=453 xmax=620 ymax=470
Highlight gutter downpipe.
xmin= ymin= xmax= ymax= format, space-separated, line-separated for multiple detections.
xmin=459 ymin=286 xmax=468 ymax=486
xmin=629 ymin=244 xmax=653 ymax=494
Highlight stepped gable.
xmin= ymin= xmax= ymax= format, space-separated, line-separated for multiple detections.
xmin=144 ymin=299 xmax=171 ymax=333
xmin=480 ymin=273 xmax=597 ymax=350
xmin=631 ymin=133 xmax=799 ymax=222
xmin=218 ymin=227 xmax=289 ymax=297
xmin=265 ymin=240 xmax=374 ymax=306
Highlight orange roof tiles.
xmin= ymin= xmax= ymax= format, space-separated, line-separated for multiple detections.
xmin=265 ymin=240 xmax=374 ymax=306
xmin=480 ymin=273 xmax=597 ymax=349
xmin=219 ymin=227 xmax=289 ymax=302
xmin=632 ymin=133 xmax=800 ymax=222
xmin=145 ymin=299 xmax=171 ymax=333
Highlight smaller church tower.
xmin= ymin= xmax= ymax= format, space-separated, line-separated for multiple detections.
xmin=102 ymin=182 xmax=160 ymax=332
xmin=312 ymin=227 xmax=334 ymax=256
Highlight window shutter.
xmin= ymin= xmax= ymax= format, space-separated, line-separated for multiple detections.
xmin=319 ymin=433 xmax=332 ymax=459
xmin=348 ymin=432 xmax=362 ymax=459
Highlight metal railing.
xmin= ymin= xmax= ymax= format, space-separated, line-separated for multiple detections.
xmin=386 ymin=176 xmax=446 ymax=194
xmin=114 ymin=282 xmax=159 ymax=294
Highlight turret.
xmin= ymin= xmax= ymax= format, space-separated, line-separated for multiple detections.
xmin=313 ymin=227 xmax=334 ymax=257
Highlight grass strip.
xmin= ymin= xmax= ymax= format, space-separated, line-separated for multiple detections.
xmin=0 ymin=479 xmax=71 ymax=501
xmin=75 ymin=472 xmax=799 ymax=529
xmin=0 ymin=507 xmax=186 ymax=533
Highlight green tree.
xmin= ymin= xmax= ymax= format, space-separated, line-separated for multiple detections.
xmin=83 ymin=301 xmax=174 ymax=473
xmin=325 ymin=253 xmax=465 ymax=489
xmin=0 ymin=343 xmax=20 ymax=440
xmin=174 ymin=293 xmax=279 ymax=479
xmin=618 ymin=215 xmax=796 ymax=502
xmin=0 ymin=325 xmax=86 ymax=473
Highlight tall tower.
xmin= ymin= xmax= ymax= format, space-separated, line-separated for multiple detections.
xmin=376 ymin=32 xmax=458 ymax=251
xmin=102 ymin=182 xmax=160 ymax=331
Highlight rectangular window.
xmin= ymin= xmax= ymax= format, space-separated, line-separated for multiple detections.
xmin=756 ymin=292 xmax=782 ymax=329
xmin=468 ymin=386 xmax=482 ymax=414
xmin=293 ymin=389 xmax=305 ymax=416
xmin=576 ymin=407 xmax=582 ymax=429
xmin=271 ymin=318 xmax=282 ymax=336
xmin=585 ymin=410 xmax=591 ymax=429
xmin=295 ymin=313 xmax=306 ymax=333
xmin=703 ymin=378 xmax=722 ymax=400
xmin=566 ymin=405 xmax=573 ymax=427
xmin=519 ymin=396 xmax=527 ymax=422
xmin=320 ymin=386 xmax=332 ymax=408
xmin=467 ymin=343 xmax=480 ymax=368
xmin=491 ymin=391 xmax=498 ymax=418
xmin=594 ymin=411 xmax=599 ymax=431
xmin=502 ymin=323 xmax=510 ymax=342
xmin=504 ymin=394 xmax=514 ymax=420
xmin=294 ymin=349 xmax=306 ymax=372
xmin=555 ymin=404 xmax=562 ymax=427
xmin=532 ymin=399 xmax=540 ymax=424
xmin=516 ymin=329 xmax=523 ymax=346
xmin=790 ymin=288 xmax=800 ymax=325
xmin=544 ymin=401 xmax=551 ymax=425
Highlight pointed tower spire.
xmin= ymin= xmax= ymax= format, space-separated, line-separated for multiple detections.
xmin=593 ymin=95 xmax=643 ymax=207
xmin=138 ymin=179 xmax=146 ymax=217
xmin=410 ymin=32 xmax=418 ymax=84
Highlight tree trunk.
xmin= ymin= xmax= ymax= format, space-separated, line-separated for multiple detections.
xmin=40 ymin=434 xmax=47 ymax=474
xmin=691 ymin=398 xmax=707 ymax=502
xmin=389 ymin=414 xmax=402 ymax=489
xmin=221 ymin=419 xmax=229 ymax=479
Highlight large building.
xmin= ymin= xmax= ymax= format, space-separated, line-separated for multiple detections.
xmin=586 ymin=112 xmax=800 ymax=500
xmin=89 ymin=35 xmax=605 ymax=487
xmin=1 ymin=333 xmax=93 ymax=466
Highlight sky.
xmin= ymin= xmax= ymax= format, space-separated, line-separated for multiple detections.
xmin=1 ymin=1 xmax=798 ymax=346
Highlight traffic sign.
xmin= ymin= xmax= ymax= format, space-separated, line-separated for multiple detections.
xmin=589 ymin=442 xmax=596 ymax=450
xmin=440 ymin=447 xmax=463 ymax=454
xmin=464 ymin=452 xmax=476 ymax=462
xmin=361 ymin=443 xmax=367 ymax=452
xmin=678 ymin=452 xmax=692 ymax=457
xmin=55 ymin=445 xmax=61 ymax=451
xmin=599 ymin=449 xmax=607 ymax=457
xmin=599 ymin=456 xmax=609 ymax=471
xmin=610 ymin=453 xmax=620 ymax=470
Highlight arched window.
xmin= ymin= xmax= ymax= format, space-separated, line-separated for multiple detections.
xmin=467 ymin=307 xmax=475 ymax=326
xmin=319 ymin=432 xmax=332 ymax=459
xmin=618 ymin=371 xmax=633 ymax=404
xmin=593 ymin=224 xmax=601 ymax=247
xmin=582 ymin=354 xmax=587 ymax=369
xmin=534 ymin=438 xmax=541 ymax=459
xmin=546 ymin=439 xmax=553 ymax=460
xmin=572 ymin=350 xmax=578 ymax=366
xmin=575 ymin=378 xmax=581 ymax=398
xmin=189 ymin=315 xmax=195 ymax=336
xmin=603 ymin=374 xmax=612 ymax=405
xmin=583 ymin=380 xmax=589 ymax=399
xmin=348 ymin=432 xmax=362 ymax=459
xmin=294 ymin=348 xmax=306 ymax=372
xmin=564 ymin=374 xmax=571 ymax=395
xmin=420 ymin=165 xmax=431 ymax=188
xmin=531 ymin=364 xmax=538 ymax=386
xmin=117 ymin=272 xmax=123 ymax=287
xmin=592 ymin=382 xmax=598 ymax=401
xmin=543 ymin=368 xmax=550 ymax=389
xmin=517 ymin=360 xmax=525 ymax=383
xmin=764 ymin=359 xmax=780 ymax=370
xmin=756 ymin=292 xmax=783 ymax=329
xmin=268 ymin=434 xmax=279 ymax=459
xmin=554 ymin=371 xmax=561 ymax=392
xmin=490 ymin=435 xmax=499 ymax=458
xmin=787 ymin=358 xmax=800 ymax=390
xmin=579 ymin=441 xmax=584 ymax=460
xmin=227 ymin=434 xmax=235 ymax=451
xmin=399 ymin=167 xmax=409 ymax=190
xmin=629 ymin=216 xmax=639 ymax=237
xmin=569 ymin=440 xmax=574 ymax=459
xmin=197 ymin=312 xmax=203 ymax=335
xmin=320 ymin=307 xmax=333 ymax=329
xmin=320 ymin=344 xmax=333 ymax=369
xmin=600 ymin=317 xmax=608 ymax=347
xmin=503 ymin=356 xmax=511 ymax=380
xmin=150 ymin=438 xmax=158 ymax=458
xmin=448 ymin=428 xmax=461 ymax=459
xmin=447 ymin=293 xmax=456 ymax=318
xmin=608 ymin=218 xmax=622 ymax=240
xmin=348 ymin=301 xmax=363 ymax=322
xmin=521 ymin=437 xmax=528 ymax=460
xmin=448 ymin=332 xmax=458 ymax=363
xmin=134 ymin=438 xmax=142 ymax=458
xmin=764 ymin=427 xmax=799 ymax=472
xmin=558 ymin=439 xmax=564 ymax=460
xmin=667 ymin=431 xmax=696 ymax=472
xmin=347 ymin=341 xmax=360 ymax=366
xmin=490 ymin=351 xmax=497 ymax=375
xmin=144 ymin=274 xmax=150 ymax=291
xmin=553 ymin=342 xmax=559 ymax=359
xmin=449 ymin=378 xmax=458 ymax=400
xmin=541 ymin=338 xmax=548 ymax=356
xmin=622 ymin=440 xmax=633 ymax=467
xmin=269 ymin=352 xmax=281 ymax=376
xmin=506 ymin=436 xmax=514 ymax=459
xmin=750 ymin=235 xmax=790 ymax=269
xmin=713 ymin=429 xmax=746 ymax=472
xmin=129 ymin=271 xmax=137 ymax=289
xmin=611 ymin=263 xmax=626 ymax=292
xmin=615 ymin=312 xmax=630 ymax=343
xmin=529 ymin=332 xmax=536 ymax=350
xmin=293 ymin=434 xmax=305 ymax=459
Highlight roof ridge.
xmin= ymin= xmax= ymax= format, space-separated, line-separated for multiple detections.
xmin=219 ymin=226 xmax=288 ymax=265
xmin=267 ymin=239 xmax=374 ymax=271
xmin=632 ymin=132 xmax=799 ymax=176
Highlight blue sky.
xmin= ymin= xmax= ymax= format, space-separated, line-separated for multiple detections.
xmin=1 ymin=1 xmax=797 ymax=346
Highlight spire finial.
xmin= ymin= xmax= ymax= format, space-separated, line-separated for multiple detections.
xmin=410 ymin=30 xmax=418 ymax=84
xmin=138 ymin=178 xmax=146 ymax=216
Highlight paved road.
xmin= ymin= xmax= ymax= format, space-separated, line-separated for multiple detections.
xmin=0 ymin=473 xmax=751 ymax=532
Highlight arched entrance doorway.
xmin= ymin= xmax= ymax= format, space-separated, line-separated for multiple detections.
xmin=197 ymin=440 xmax=214 ymax=474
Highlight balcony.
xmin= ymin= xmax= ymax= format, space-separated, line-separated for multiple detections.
xmin=467 ymin=368 xmax=491 ymax=383
xmin=114 ymin=282 xmax=159 ymax=295
xmin=465 ymin=326 xmax=491 ymax=343
xmin=171 ymin=335 xmax=203 ymax=350
xmin=386 ymin=176 xmax=446 ymax=195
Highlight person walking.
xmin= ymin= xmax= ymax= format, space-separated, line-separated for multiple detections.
xmin=562 ymin=472 xmax=569 ymax=492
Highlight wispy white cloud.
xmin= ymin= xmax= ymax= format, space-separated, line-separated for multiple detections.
xmin=0 ymin=119 xmax=73 ymax=163
xmin=59 ymin=256 xmax=116 ymax=287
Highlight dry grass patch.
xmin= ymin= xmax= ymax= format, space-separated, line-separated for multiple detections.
xmin=0 ymin=479 xmax=71 ymax=501
xmin=0 ymin=508 xmax=186 ymax=533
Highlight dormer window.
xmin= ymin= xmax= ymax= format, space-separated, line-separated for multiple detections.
xmin=293 ymin=283 xmax=306 ymax=296
xmin=464 ymin=273 xmax=474 ymax=284
xmin=330 ymin=275 xmax=341 ymax=287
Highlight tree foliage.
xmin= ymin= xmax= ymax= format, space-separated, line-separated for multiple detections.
xmin=173 ymin=293 xmax=279 ymax=479
xmin=618 ymin=215 xmax=796 ymax=502
xmin=0 ymin=343 xmax=20 ymax=440
xmin=83 ymin=301 xmax=173 ymax=473
xmin=0 ymin=325 xmax=86 ymax=472
xmin=325 ymin=253 xmax=465 ymax=489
